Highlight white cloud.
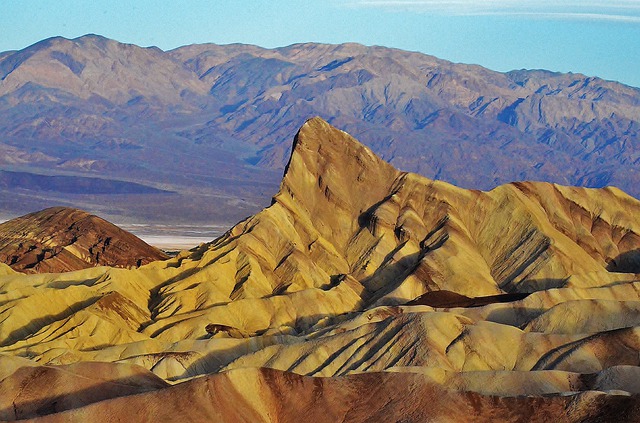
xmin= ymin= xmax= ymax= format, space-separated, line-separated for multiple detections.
xmin=482 ymin=12 xmax=640 ymax=23
xmin=344 ymin=0 xmax=640 ymax=22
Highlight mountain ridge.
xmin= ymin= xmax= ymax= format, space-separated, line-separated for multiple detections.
xmin=0 ymin=35 xmax=638 ymax=225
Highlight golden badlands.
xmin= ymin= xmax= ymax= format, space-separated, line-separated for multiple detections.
xmin=0 ymin=118 xmax=639 ymax=421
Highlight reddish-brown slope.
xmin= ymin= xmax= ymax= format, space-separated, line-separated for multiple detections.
xmin=0 ymin=361 xmax=168 ymax=421
xmin=17 ymin=367 xmax=640 ymax=423
xmin=0 ymin=207 xmax=167 ymax=273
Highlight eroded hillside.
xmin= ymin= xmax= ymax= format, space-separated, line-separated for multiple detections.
xmin=0 ymin=207 xmax=168 ymax=273
xmin=1 ymin=118 xmax=639 ymax=421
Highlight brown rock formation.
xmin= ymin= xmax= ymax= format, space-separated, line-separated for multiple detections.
xmin=0 ymin=207 xmax=167 ymax=273
xmin=0 ymin=360 xmax=168 ymax=421
xmin=406 ymin=290 xmax=530 ymax=308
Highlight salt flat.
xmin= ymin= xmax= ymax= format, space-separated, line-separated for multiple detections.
xmin=121 ymin=224 xmax=226 ymax=250
xmin=134 ymin=234 xmax=219 ymax=251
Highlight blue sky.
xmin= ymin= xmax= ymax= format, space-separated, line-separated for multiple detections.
xmin=1 ymin=0 xmax=639 ymax=87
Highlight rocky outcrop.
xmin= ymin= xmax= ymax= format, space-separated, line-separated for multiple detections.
xmin=0 ymin=207 xmax=167 ymax=273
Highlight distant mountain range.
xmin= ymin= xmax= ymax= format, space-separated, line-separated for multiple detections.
xmin=1 ymin=34 xmax=638 ymax=224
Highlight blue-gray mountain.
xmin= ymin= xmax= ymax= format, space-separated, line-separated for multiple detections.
xmin=0 ymin=34 xmax=638 ymax=224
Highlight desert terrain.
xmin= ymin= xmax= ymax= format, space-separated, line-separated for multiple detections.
xmin=0 ymin=118 xmax=639 ymax=421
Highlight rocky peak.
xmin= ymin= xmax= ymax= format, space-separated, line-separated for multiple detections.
xmin=277 ymin=116 xmax=399 ymax=214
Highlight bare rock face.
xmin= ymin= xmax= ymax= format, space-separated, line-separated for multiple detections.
xmin=0 ymin=207 xmax=167 ymax=273
xmin=0 ymin=118 xmax=640 ymax=421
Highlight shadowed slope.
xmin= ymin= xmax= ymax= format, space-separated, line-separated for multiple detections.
xmin=0 ymin=359 xmax=168 ymax=421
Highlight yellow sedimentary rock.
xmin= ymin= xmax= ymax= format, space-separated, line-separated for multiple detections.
xmin=1 ymin=118 xmax=639 ymax=420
